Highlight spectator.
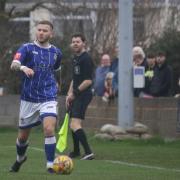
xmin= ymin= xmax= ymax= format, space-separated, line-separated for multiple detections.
xmin=93 ymin=54 xmax=111 ymax=96
xmin=133 ymin=46 xmax=146 ymax=67
xmin=133 ymin=46 xmax=147 ymax=97
xmin=139 ymin=53 xmax=157 ymax=98
xmin=102 ymin=72 xmax=114 ymax=102
xmin=149 ymin=51 xmax=173 ymax=97
xmin=110 ymin=47 xmax=119 ymax=97
xmin=112 ymin=67 xmax=118 ymax=96
xmin=110 ymin=57 xmax=118 ymax=73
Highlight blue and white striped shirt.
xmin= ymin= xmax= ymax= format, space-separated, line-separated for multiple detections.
xmin=13 ymin=41 xmax=62 ymax=103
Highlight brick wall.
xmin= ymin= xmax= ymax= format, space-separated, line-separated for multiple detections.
xmin=84 ymin=97 xmax=180 ymax=139
xmin=0 ymin=95 xmax=180 ymax=138
xmin=0 ymin=95 xmax=20 ymax=127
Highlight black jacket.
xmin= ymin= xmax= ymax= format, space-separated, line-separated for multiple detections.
xmin=149 ymin=62 xmax=173 ymax=97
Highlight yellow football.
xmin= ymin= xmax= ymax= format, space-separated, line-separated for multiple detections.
xmin=53 ymin=155 xmax=73 ymax=174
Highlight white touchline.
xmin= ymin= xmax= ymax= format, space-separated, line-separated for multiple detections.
xmin=105 ymin=160 xmax=180 ymax=173
xmin=29 ymin=147 xmax=44 ymax=152
xmin=30 ymin=146 xmax=59 ymax=156
xmin=4 ymin=145 xmax=180 ymax=173
xmin=5 ymin=145 xmax=59 ymax=156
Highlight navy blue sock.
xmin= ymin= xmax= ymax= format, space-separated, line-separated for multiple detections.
xmin=16 ymin=138 xmax=28 ymax=162
xmin=45 ymin=136 xmax=56 ymax=168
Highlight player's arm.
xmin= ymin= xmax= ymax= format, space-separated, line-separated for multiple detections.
xmin=54 ymin=49 xmax=62 ymax=71
xmin=10 ymin=61 xmax=21 ymax=71
xmin=53 ymin=50 xmax=62 ymax=89
xmin=11 ymin=63 xmax=34 ymax=77
xmin=11 ymin=47 xmax=34 ymax=77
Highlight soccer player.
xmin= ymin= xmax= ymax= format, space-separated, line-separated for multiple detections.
xmin=9 ymin=20 xmax=62 ymax=173
xmin=66 ymin=33 xmax=94 ymax=160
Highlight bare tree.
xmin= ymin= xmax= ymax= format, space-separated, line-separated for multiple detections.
xmin=48 ymin=0 xmax=118 ymax=65
xmin=133 ymin=0 xmax=180 ymax=47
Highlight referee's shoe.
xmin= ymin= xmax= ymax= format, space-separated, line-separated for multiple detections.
xmin=81 ymin=153 xmax=94 ymax=160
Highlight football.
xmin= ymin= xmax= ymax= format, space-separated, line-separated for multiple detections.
xmin=53 ymin=155 xmax=73 ymax=174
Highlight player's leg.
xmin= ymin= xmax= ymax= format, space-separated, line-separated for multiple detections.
xmin=43 ymin=116 xmax=57 ymax=172
xmin=40 ymin=101 xmax=58 ymax=172
xmin=9 ymin=128 xmax=31 ymax=172
xmin=9 ymin=100 xmax=40 ymax=172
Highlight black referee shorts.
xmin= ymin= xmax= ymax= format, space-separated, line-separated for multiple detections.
xmin=70 ymin=92 xmax=92 ymax=120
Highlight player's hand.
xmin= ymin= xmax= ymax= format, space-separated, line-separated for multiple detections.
xmin=21 ymin=66 xmax=34 ymax=77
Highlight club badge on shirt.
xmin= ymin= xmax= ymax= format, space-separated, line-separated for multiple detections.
xmin=54 ymin=54 xmax=57 ymax=61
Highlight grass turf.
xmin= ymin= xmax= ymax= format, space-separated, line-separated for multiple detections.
xmin=0 ymin=128 xmax=180 ymax=180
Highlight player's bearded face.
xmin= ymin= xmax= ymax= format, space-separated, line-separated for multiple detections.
xmin=36 ymin=24 xmax=53 ymax=44
xmin=71 ymin=37 xmax=85 ymax=54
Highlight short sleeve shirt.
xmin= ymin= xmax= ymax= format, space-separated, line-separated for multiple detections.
xmin=12 ymin=42 xmax=62 ymax=102
xmin=72 ymin=51 xmax=93 ymax=92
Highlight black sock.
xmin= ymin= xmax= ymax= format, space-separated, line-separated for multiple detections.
xmin=16 ymin=138 xmax=28 ymax=161
xmin=71 ymin=130 xmax=80 ymax=154
xmin=74 ymin=129 xmax=92 ymax=154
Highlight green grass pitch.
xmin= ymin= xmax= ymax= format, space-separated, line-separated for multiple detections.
xmin=0 ymin=128 xmax=180 ymax=180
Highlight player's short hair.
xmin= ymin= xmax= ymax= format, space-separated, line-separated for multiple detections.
xmin=37 ymin=20 xmax=53 ymax=30
xmin=71 ymin=33 xmax=86 ymax=42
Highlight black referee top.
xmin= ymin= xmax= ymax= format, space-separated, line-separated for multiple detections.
xmin=72 ymin=51 xmax=93 ymax=93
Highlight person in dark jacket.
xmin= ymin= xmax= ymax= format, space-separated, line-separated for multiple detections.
xmin=139 ymin=53 xmax=157 ymax=98
xmin=149 ymin=51 xmax=173 ymax=97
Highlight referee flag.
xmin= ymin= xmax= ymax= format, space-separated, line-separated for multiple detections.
xmin=56 ymin=112 xmax=69 ymax=152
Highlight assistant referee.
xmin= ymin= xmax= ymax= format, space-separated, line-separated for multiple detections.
xmin=66 ymin=33 xmax=94 ymax=160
